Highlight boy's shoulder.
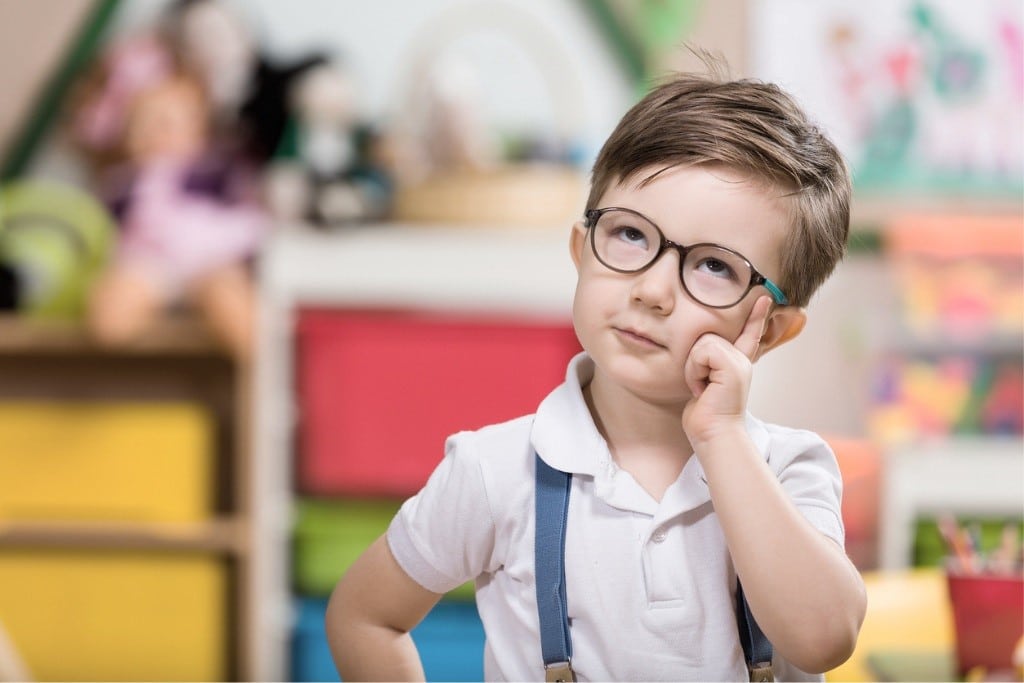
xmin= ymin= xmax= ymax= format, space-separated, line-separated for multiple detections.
xmin=750 ymin=414 xmax=839 ymax=472
xmin=444 ymin=413 xmax=537 ymax=464
xmin=440 ymin=414 xmax=540 ymax=515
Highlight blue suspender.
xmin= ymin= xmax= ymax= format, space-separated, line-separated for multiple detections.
xmin=736 ymin=580 xmax=774 ymax=680
xmin=534 ymin=454 xmax=575 ymax=682
xmin=534 ymin=453 xmax=774 ymax=682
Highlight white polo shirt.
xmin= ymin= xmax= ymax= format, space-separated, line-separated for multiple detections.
xmin=388 ymin=353 xmax=844 ymax=681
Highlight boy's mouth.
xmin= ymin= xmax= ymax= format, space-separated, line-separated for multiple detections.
xmin=614 ymin=326 xmax=666 ymax=349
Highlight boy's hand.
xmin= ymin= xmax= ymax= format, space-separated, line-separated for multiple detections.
xmin=682 ymin=295 xmax=772 ymax=450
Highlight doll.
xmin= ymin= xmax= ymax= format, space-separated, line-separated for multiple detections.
xmin=72 ymin=35 xmax=267 ymax=363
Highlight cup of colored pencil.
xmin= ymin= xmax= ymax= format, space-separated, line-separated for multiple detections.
xmin=939 ymin=516 xmax=1024 ymax=677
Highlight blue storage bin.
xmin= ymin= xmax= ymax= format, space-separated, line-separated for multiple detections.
xmin=413 ymin=601 xmax=487 ymax=681
xmin=292 ymin=598 xmax=486 ymax=682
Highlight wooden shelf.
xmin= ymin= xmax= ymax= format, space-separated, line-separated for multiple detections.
xmin=0 ymin=312 xmax=255 ymax=678
xmin=0 ymin=314 xmax=224 ymax=356
xmin=851 ymin=193 xmax=1023 ymax=230
xmin=0 ymin=518 xmax=248 ymax=553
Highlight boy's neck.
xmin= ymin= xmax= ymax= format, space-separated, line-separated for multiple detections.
xmin=583 ymin=372 xmax=694 ymax=501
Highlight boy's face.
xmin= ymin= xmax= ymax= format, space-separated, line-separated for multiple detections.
xmin=570 ymin=163 xmax=800 ymax=405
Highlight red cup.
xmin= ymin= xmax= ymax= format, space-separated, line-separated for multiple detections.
xmin=946 ymin=570 xmax=1024 ymax=675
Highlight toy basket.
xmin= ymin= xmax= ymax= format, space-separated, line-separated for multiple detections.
xmin=388 ymin=4 xmax=588 ymax=228
xmin=394 ymin=165 xmax=585 ymax=227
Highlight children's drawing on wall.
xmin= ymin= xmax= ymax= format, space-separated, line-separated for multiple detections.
xmin=753 ymin=0 xmax=1023 ymax=197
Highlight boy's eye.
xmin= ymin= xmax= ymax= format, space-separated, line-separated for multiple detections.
xmin=611 ymin=225 xmax=648 ymax=248
xmin=695 ymin=257 xmax=737 ymax=280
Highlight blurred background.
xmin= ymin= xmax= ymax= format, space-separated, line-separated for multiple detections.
xmin=0 ymin=0 xmax=1020 ymax=681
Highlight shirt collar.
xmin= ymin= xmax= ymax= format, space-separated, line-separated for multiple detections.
xmin=663 ymin=413 xmax=772 ymax=516
xmin=531 ymin=352 xmax=609 ymax=478
xmin=531 ymin=352 xmax=774 ymax=512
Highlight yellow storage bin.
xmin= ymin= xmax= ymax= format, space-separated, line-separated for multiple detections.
xmin=0 ymin=402 xmax=213 ymax=522
xmin=0 ymin=549 xmax=227 ymax=681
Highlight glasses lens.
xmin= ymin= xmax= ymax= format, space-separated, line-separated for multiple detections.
xmin=591 ymin=210 xmax=660 ymax=272
xmin=682 ymin=245 xmax=754 ymax=307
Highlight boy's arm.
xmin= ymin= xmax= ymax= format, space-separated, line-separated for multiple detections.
xmin=325 ymin=534 xmax=443 ymax=681
xmin=682 ymin=296 xmax=866 ymax=674
xmin=696 ymin=432 xmax=865 ymax=673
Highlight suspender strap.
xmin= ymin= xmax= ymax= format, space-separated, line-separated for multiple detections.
xmin=736 ymin=580 xmax=774 ymax=681
xmin=534 ymin=452 xmax=774 ymax=682
xmin=534 ymin=454 xmax=576 ymax=682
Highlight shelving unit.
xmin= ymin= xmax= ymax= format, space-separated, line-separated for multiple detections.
xmin=0 ymin=313 xmax=255 ymax=680
xmin=869 ymin=211 xmax=1024 ymax=569
xmin=253 ymin=224 xmax=578 ymax=681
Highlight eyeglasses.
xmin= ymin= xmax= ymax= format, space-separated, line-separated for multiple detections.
xmin=584 ymin=207 xmax=789 ymax=309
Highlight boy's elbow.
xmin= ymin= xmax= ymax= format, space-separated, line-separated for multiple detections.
xmin=324 ymin=582 xmax=353 ymax=656
xmin=325 ymin=574 xmax=376 ymax=659
xmin=789 ymin=583 xmax=867 ymax=673
xmin=791 ymin=624 xmax=860 ymax=674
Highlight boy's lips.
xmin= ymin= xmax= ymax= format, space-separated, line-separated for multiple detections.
xmin=614 ymin=326 xmax=667 ymax=349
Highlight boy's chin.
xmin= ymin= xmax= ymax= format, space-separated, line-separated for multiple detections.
xmin=603 ymin=366 xmax=693 ymax=406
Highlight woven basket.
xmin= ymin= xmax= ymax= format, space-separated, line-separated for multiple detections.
xmin=393 ymin=165 xmax=585 ymax=227
xmin=388 ymin=5 xmax=587 ymax=228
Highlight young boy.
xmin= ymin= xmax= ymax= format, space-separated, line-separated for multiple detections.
xmin=326 ymin=65 xmax=867 ymax=681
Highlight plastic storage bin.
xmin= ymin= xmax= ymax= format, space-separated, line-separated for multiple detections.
xmin=293 ymin=498 xmax=400 ymax=595
xmin=294 ymin=498 xmax=474 ymax=600
xmin=296 ymin=309 xmax=579 ymax=496
xmin=0 ymin=549 xmax=227 ymax=681
xmin=292 ymin=598 xmax=485 ymax=682
xmin=0 ymin=401 xmax=213 ymax=522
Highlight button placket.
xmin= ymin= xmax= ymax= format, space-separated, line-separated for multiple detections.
xmin=643 ymin=520 xmax=690 ymax=604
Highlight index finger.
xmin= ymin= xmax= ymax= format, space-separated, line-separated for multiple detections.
xmin=733 ymin=295 xmax=772 ymax=360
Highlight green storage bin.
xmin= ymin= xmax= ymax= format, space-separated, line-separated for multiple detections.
xmin=294 ymin=498 xmax=475 ymax=601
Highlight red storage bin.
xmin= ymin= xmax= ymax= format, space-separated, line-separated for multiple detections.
xmin=296 ymin=309 xmax=580 ymax=496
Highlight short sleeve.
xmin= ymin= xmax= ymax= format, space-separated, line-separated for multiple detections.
xmin=386 ymin=432 xmax=498 ymax=594
xmin=770 ymin=430 xmax=845 ymax=547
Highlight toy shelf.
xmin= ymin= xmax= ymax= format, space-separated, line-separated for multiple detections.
xmin=253 ymin=224 xmax=578 ymax=681
xmin=0 ymin=314 xmax=222 ymax=354
xmin=868 ymin=209 xmax=1024 ymax=569
xmin=0 ymin=313 xmax=256 ymax=680
xmin=0 ymin=518 xmax=246 ymax=552
xmin=850 ymin=194 xmax=1023 ymax=231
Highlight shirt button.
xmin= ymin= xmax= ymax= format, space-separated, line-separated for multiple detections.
xmin=651 ymin=528 xmax=667 ymax=543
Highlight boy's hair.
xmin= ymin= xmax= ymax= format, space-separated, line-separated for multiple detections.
xmin=587 ymin=64 xmax=851 ymax=308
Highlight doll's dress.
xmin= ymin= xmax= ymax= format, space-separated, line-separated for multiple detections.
xmin=108 ymin=156 xmax=268 ymax=298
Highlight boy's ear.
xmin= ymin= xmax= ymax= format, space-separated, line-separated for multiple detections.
xmin=755 ymin=306 xmax=807 ymax=361
xmin=569 ymin=221 xmax=587 ymax=270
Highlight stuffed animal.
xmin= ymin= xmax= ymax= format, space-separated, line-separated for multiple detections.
xmin=264 ymin=60 xmax=393 ymax=228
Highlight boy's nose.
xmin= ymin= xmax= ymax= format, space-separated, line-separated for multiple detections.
xmin=629 ymin=249 xmax=681 ymax=313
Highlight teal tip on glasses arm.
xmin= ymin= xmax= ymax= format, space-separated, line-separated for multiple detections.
xmin=762 ymin=279 xmax=789 ymax=306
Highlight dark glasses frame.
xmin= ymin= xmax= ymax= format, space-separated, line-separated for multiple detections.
xmin=584 ymin=207 xmax=790 ymax=308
